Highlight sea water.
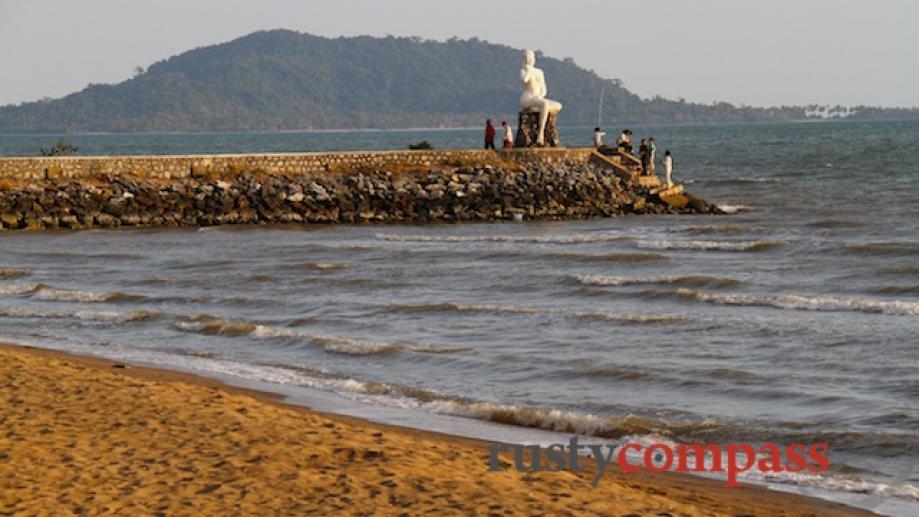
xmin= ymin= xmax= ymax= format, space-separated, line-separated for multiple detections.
xmin=1 ymin=120 xmax=917 ymax=515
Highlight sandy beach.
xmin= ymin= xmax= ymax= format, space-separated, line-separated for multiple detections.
xmin=0 ymin=343 xmax=873 ymax=516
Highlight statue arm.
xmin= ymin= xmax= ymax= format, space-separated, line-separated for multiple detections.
xmin=520 ymin=66 xmax=533 ymax=83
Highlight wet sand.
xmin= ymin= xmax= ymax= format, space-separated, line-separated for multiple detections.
xmin=0 ymin=343 xmax=873 ymax=516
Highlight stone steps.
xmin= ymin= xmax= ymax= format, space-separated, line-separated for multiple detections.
xmin=636 ymin=176 xmax=661 ymax=187
xmin=650 ymin=184 xmax=682 ymax=196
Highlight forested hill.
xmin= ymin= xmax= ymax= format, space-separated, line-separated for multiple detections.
xmin=1 ymin=30 xmax=916 ymax=132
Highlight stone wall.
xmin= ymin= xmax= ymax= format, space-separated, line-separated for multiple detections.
xmin=0 ymin=148 xmax=592 ymax=181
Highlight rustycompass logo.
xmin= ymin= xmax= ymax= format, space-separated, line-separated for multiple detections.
xmin=488 ymin=437 xmax=830 ymax=487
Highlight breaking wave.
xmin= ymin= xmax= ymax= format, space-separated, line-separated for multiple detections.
xmin=0 ymin=305 xmax=156 ymax=323
xmin=379 ymin=302 xmax=686 ymax=325
xmin=636 ymin=240 xmax=780 ymax=252
xmin=0 ymin=283 xmax=42 ymax=295
xmin=715 ymin=204 xmax=755 ymax=214
xmin=173 ymin=314 xmax=470 ymax=356
xmin=375 ymin=232 xmax=629 ymax=245
xmin=678 ymin=289 xmax=919 ymax=316
xmin=682 ymin=225 xmax=768 ymax=235
xmin=573 ymin=274 xmax=742 ymax=289
xmin=31 ymin=287 xmax=148 ymax=304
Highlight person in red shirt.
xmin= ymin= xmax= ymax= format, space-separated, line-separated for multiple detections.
xmin=484 ymin=119 xmax=496 ymax=150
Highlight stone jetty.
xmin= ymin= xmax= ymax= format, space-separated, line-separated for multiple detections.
xmin=0 ymin=149 xmax=719 ymax=231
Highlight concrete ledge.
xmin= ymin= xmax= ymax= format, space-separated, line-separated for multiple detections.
xmin=0 ymin=148 xmax=594 ymax=181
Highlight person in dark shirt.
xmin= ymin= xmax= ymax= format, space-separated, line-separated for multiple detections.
xmin=484 ymin=119 xmax=496 ymax=150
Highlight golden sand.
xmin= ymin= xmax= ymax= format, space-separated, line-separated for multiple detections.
xmin=0 ymin=344 xmax=871 ymax=516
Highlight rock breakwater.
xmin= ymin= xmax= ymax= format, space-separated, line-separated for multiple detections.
xmin=0 ymin=155 xmax=719 ymax=230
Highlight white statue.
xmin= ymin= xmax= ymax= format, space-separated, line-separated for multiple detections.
xmin=519 ymin=50 xmax=563 ymax=146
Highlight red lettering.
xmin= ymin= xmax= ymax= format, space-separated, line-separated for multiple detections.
xmin=643 ymin=443 xmax=673 ymax=473
xmin=756 ymin=443 xmax=784 ymax=473
xmin=807 ymin=443 xmax=830 ymax=473
xmin=617 ymin=443 xmax=643 ymax=473
xmin=784 ymin=443 xmax=807 ymax=473
xmin=675 ymin=443 xmax=723 ymax=472
xmin=724 ymin=444 xmax=756 ymax=487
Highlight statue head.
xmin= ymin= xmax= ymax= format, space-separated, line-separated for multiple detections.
xmin=523 ymin=50 xmax=535 ymax=67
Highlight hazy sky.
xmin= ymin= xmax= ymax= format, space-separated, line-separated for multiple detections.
xmin=1 ymin=0 xmax=917 ymax=108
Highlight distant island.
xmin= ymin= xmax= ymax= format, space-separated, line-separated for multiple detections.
xmin=1 ymin=29 xmax=917 ymax=133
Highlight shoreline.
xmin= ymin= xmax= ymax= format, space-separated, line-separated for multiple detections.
xmin=0 ymin=342 xmax=874 ymax=515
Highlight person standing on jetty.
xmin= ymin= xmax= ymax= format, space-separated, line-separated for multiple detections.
xmin=639 ymin=138 xmax=650 ymax=174
xmin=648 ymin=137 xmax=657 ymax=175
xmin=484 ymin=119 xmax=496 ymax=150
xmin=502 ymin=121 xmax=514 ymax=148
xmin=593 ymin=127 xmax=606 ymax=147
xmin=662 ymin=150 xmax=674 ymax=187
xmin=617 ymin=129 xmax=633 ymax=153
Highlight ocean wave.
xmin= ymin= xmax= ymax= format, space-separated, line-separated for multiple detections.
xmin=395 ymin=248 xmax=669 ymax=264
xmin=636 ymin=240 xmax=780 ymax=252
xmin=677 ymin=289 xmax=919 ymax=316
xmin=487 ymin=250 xmax=668 ymax=263
xmin=806 ymin=219 xmax=860 ymax=229
xmin=31 ymin=287 xmax=148 ymax=304
xmin=872 ymin=285 xmax=919 ymax=296
xmin=274 ymin=243 xmax=377 ymax=253
xmin=379 ymin=302 xmax=686 ymax=325
xmin=585 ymin=368 xmax=656 ymax=381
xmin=0 ymin=305 xmax=156 ymax=323
xmin=745 ymin=469 xmax=919 ymax=502
xmin=845 ymin=242 xmax=919 ymax=256
xmin=300 ymin=276 xmax=412 ymax=289
xmin=30 ymin=251 xmax=145 ymax=260
xmin=682 ymin=225 xmax=768 ymax=235
xmin=173 ymin=314 xmax=470 ymax=356
xmin=573 ymin=274 xmax=741 ymax=289
xmin=715 ymin=204 xmax=755 ymax=214
xmin=278 ymin=262 xmax=351 ymax=271
xmin=688 ymin=177 xmax=783 ymax=185
xmin=0 ymin=268 xmax=30 ymax=279
xmin=0 ymin=283 xmax=42 ymax=295
xmin=421 ymin=400 xmax=724 ymax=440
xmin=375 ymin=232 xmax=629 ymax=245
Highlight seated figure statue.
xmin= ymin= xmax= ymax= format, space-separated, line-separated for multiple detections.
xmin=519 ymin=50 xmax=563 ymax=146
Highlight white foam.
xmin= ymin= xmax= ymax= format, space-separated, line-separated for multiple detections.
xmin=0 ymin=283 xmax=40 ymax=295
xmin=173 ymin=314 xmax=464 ymax=356
xmin=637 ymin=240 xmax=774 ymax=251
xmin=33 ymin=287 xmax=113 ymax=303
xmin=575 ymin=274 xmax=689 ymax=286
xmin=0 ymin=305 xmax=155 ymax=323
xmin=679 ymin=289 xmax=919 ymax=316
xmin=716 ymin=203 xmax=755 ymax=214
xmin=386 ymin=301 xmax=685 ymax=324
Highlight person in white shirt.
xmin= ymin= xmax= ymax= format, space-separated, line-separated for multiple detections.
xmin=501 ymin=120 xmax=514 ymax=148
xmin=662 ymin=150 xmax=674 ymax=187
xmin=593 ymin=127 xmax=606 ymax=147
xmin=617 ymin=129 xmax=633 ymax=153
